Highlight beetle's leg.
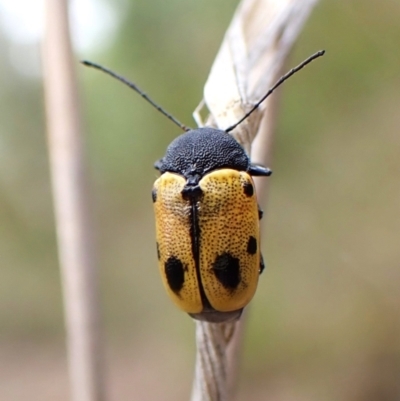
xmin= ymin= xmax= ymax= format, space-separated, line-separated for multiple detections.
xmin=154 ymin=159 xmax=164 ymax=171
xmin=258 ymin=205 xmax=263 ymax=220
xmin=248 ymin=163 xmax=272 ymax=177
xmin=259 ymin=253 xmax=265 ymax=274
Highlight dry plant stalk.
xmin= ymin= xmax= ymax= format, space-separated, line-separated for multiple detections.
xmin=42 ymin=1 xmax=105 ymax=401
xmin=191 ymin=0 xmax=319 ymax=400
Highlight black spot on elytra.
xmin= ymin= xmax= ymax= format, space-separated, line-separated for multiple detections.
xmin=156 ymin=243 xmax=160 ymax=260
xmin=151 ymin=188 xmax=157 ymax=203
xmin=212 ymin=253 xmax=241 ymax=290
xmin=243 ymin=181 xmax=254 ymax=197
xmin=165 ymin=256 xmax=185 ymax=294
xmin=247 ymin=236 xmax=257 ymax=255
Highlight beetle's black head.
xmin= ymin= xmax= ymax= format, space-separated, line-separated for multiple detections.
xmin=155 ymin=127 xmax=272 ymax=181
xmin=155 ymin=127 xmax=250 ymax=178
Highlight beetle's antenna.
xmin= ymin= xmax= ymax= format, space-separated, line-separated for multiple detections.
xmin=81 ymin=60 xmax=191 ymax=132
xmin=225 ymin=50 xmax=325 ymax=133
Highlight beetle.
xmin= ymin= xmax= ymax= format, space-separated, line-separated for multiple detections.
xmin=82 ymin=50 xmax=324 ymax=322
xmin=153 ymin=127 xmax=271 ymax=322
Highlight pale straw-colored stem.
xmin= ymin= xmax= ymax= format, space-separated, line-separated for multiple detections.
xmin=42 ymin=1 xmax=105 ymax=401
xmin=191 ymin=1 xmax=319 ymax=400
xmin=190 ymin=92 xmax=280 ymax=401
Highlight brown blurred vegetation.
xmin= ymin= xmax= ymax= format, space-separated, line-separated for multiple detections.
xmin=1 ymin=0 xmax=400 ymax=400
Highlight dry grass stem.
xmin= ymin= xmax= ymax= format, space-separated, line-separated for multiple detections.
xmin=42 ymin=1 xmax=105 ymax=400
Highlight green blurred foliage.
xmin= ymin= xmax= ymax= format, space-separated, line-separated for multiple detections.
xmin=1 ymin=0 xmax=400 ymax=400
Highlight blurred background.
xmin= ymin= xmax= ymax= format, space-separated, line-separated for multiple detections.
xmin=1 ymin=0 xmax=400 ymax=400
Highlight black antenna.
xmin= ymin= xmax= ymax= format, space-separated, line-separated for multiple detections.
xmin=225 ymin=50 xmax=325 ymax=133
xmin=81 ymin=60 xmax=191 ymax=132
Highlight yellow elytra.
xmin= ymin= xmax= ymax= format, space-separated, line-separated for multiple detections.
xmin=153 ymin=127 xmax=271 ymax=322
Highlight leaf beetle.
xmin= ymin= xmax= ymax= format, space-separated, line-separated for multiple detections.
xmin=153 ymin=127 xmax=271 ymax=322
